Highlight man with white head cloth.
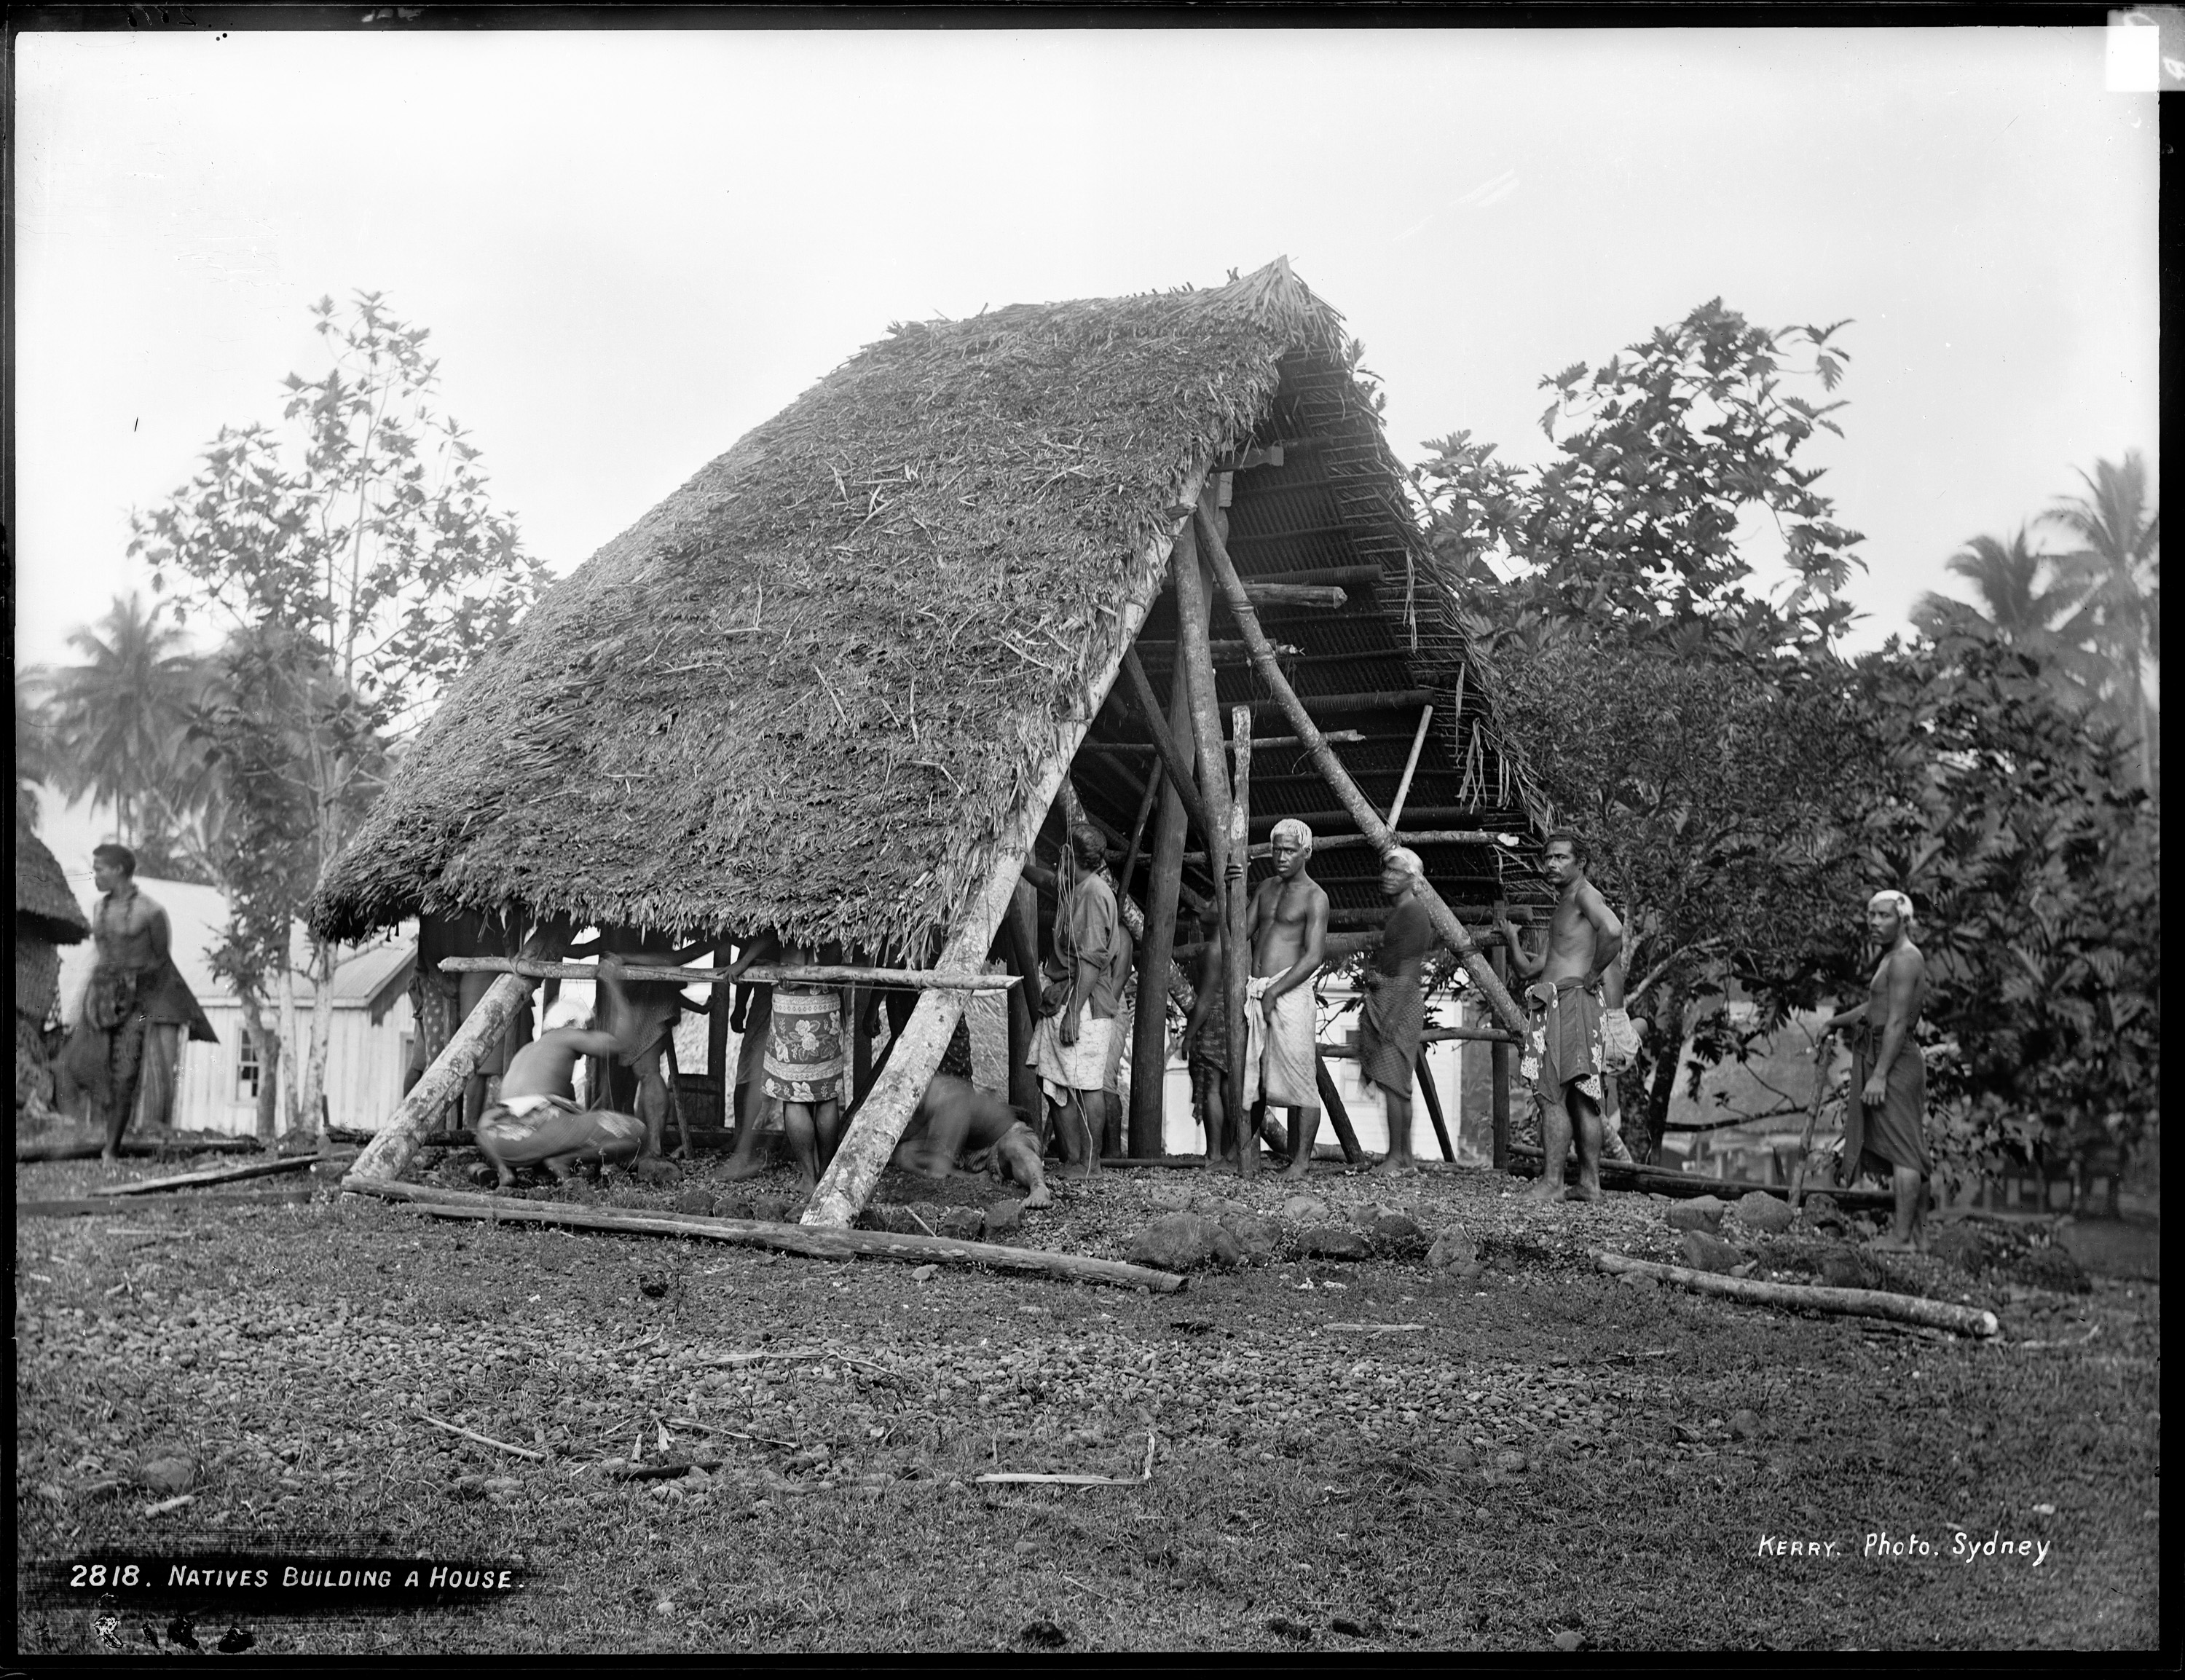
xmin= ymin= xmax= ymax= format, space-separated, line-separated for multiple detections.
xmin=1360 ymin=846 xmax=1441 ymax=1173
xmin=1820 ymin=889 xmax=1932 ymax=1250
xmin=1244 ymin=816 xmax=1331 ymax=1178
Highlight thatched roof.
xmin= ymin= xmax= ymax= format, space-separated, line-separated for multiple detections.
xmin=15 ymin=820 xmax=89 ymax=944
xmin=310 ymin=260 xmax=1550 ymax=952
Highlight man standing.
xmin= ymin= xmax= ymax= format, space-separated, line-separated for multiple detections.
xmin=1361 ymin=847 xmax=1437 ymax=1175
xmin=1245 ymin=819 xmax=1329 ymax=1180
xmin=70 ymin=844 xmax=214 ymax=1162
xmin=1497 ymin=830 xmax=1621 ymax=1204
xmin=1821 ymin=889 xmax=1931 ymax=1251
xmin=1028 ymin=825 xmax=1132 ymax=1179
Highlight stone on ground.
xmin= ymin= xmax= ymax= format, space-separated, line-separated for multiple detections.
xmin=139 ymin=1454 xmax=196 ymax=1494
xmin=1679 ymin=1229 xmax=1748 ymax=1274
xmin=1733 ymin=1191 xmax=1795 ymax=1234
xmin=1299 ymin=1225 xmax=1373 ymax=1261
xmin=936 ymin=1206 xmax=984 ymax=1241
xmin=1127 ymin=1212 xmax=1243 ymax=1271
xmin=1280 ymin=1194 xmax=1333 ymax=1224
xmin=1359 ymin=1205 xmax=1426 ymax=1247
xmin=982 ymin=1199 xmax=1025 ymax=1239
xmin=1924 ymin=1222 xmax=1991 ymax=1274
xmin=1424 ymin=1232 xmax=1479 ymax=1272
xmin=1217 ymin=1214 xmax=1281 ymax=1263
xmin=674 ymin=1186 xmax=714 ymax=1215
xmin=1668 ymin=1201 xmax=1725 ymax=1234
xmin=1149 ymin=1183 xmax=1194 ymax=1210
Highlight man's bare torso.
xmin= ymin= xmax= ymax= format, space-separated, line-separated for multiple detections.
xmin=1251 ymin=875 xmax=1326 ymax=977
xmin=1542 ymin=879 xmax=1607 ymax=987
xmin=1867 ymin=944 xmax=1929 ymax=1030
xmin=501 ymin=1028 xmax=621 ymax=1102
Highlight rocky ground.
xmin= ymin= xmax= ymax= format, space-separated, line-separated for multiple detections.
xmin=14 ymin=1148 xmax=2159 ymax=1653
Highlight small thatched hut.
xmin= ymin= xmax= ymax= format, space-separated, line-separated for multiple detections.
xmin=15 ymin=820 xmax=89 ymax=1121
xmin=312 ymin=259 xmax=1551 ymax=1213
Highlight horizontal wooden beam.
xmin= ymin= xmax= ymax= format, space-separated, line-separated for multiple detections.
xmin=1244 ymin=803 xmax=1486 ymax=835
xmin=1131 ymin=640 xmax=1304 ymax=665
xmin=1082 ymin=730 xmax=1363 ymax=759
xmin=438 ymin=958 xmax=1017 ymax=992
xmin=1238 ymin=583 xmax=1347 ymax=610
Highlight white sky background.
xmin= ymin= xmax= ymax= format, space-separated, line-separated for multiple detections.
xmin=15 ymin=25 xmax=2160 ymax=690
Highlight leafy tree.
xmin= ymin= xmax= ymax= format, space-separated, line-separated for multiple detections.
xmin=1832 ymin=631 xmax=2159 ymax=1175
xmin=1417 ymin=301 xmax=1871 ymax=1156
xmin=36 ymin=593 xmax=221 ymax=869
xmin=130 ymin=292 xmax=548 ymax=1135
xmin=15 ymin=673 xmax=58 ymax=831
xmin=2044 ymin=451 xmax=2160 ymax=795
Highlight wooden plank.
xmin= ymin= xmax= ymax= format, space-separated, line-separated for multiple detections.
xmin=353 ymin=929 xmax=562 ymax=1183
xmin=438 ymin=958 xmax=1017 ymax=992
xmin=16 ymin=1136 xmax=260 ymax=1164
xmin=345 ymin=1177 xmax=1187 ymax=1294
xmin=1385 ymin=705 xmax=1435 ymax=829
xmin=1237 ymin=583 xmax=1347 ymax=610
xmin=1594 ymin=1253 xmax=2000 ymax=1338
xmin=1197 ymin=503 xmax=1529 ymax=1041
xmin=1241 ymin=690 xmax=1434 ymax=719
xmin=1491 ymin=944 xmax=1513 ymax=1171
xmin=92 ymin=1152 xmax=349 ymax=1196
xmin=803 ymin=468 xmax=1213 ymax=1227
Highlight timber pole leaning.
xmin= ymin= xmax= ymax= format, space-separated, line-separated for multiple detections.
xmin=354 ymin=930 xmax=564 ymax=1182
xmin=1194 ymin=505 xmax=1531 ymax=1042
xmin=1130 ymin=639 xmax=1197 ymax=1159
xmin=437 ymin=958 xmax=1019 ymax=992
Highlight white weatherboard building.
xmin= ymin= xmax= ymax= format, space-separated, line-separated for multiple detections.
xmin=55 ymin=876 xmax=419 ymax=1137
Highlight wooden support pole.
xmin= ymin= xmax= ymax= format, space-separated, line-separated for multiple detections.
xmin=851 ymin=985 xmax=875 ymax=1108
xmin=355 ymin=930 xmax=562 ymax=1182
xmin=1118 ymin=647 xmax=1216 ymax=842
xmin=1312 ymin=1051 xmax=1366 ymax=1164
xmin=1385 ymin=705 xmax=1434 ymax=829
xmin=438 ymin=958 xmax=1016 ymax=992
xmin=1414 ymin=1050 xmax=1456 ymax=1163
xmin=1228 ymin=700 xmax=1255 ymax=1175
xmin=1490 ymin=943 xmax=1513 ymax=1172
xmin=1007 ymin=880 xmax=1044 ymax=1129
xmin=805 ymin=470 xmax=1213 ymax=1226
xmin=346 ymin=1178 xmax=1187 ymax=1293
xmin=1130 ymin=631 xmax=1196 ymax=1160
xmin=707 ymin=943 xmax=732 ymax=1128
xmin=1195 ymin=505 xmax=1529 ymax=1042
xmin=1114 ymin=748 xmax=1163 ymax=907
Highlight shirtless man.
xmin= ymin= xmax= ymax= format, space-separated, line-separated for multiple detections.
xmin=891 ymin=1073 xmax=1053 ymax=1209
xmin=1361 ymin=848 xmax=1437 ymax=1175
xmin=1819 ymin=890 xmax=1932 ymax=1250
xmin=594 ymin=930 xmax=716 ymax=1160
xmin=1243 ymin=819 xmax=1330 ymax=1180
xmin=1495 ymin=830 xmax=1622 ymax=1204
xmin=1028 ymin=827 xmax=1133 ymax=1180
xmin=473 ymin=1000 xmax=648 ymax=1188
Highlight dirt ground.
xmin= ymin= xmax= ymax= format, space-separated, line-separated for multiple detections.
xmin=13 ymin=1148 xmax=2162 ymax=1653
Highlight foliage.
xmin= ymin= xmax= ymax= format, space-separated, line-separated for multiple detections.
xmin=127 ymin=292 xmax=546 ymax=1130
xmin=1832 ymin=632 xmax=2160 ymax=1164
xmin=15 ymin=672 xmax=58 ymax=831
xmin=1417 ymin=299 xmax=1865 ymax=651
xmin=2043 ymin=451 xmax=2160 ymax=794
xmin=34 ymin=594 xmax=222 ymax=871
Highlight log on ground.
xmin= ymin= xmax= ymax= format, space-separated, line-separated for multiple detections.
xmin=17 ymin=1136 xmax=260 ymax=1163
xmin=92 ymin=1152 xmax=351 ymax=1196
xmin=342 ymin=1177 xmax=1188 ymax=1293
xmin=1505 ymin=1145 xmax=1897 ymax=1211
xmin=1595 ymin=1251 xmax=2001 ymax=1338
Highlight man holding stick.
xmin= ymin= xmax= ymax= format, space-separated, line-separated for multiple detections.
xmin=1361 ymin=847 xmax=1436 ymax=1175
xmin=1246 ymin=818 xmax=1329 ymax=1180
xmin=1497 ymin=830 xmax=1621 ymax=1204
xmin=1819 ymin=889 xmax=1932 ymax=1251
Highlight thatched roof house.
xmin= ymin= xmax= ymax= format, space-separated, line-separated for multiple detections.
xmin=310 ymin=260 xmax=1550 ymax=956
xmin=16 ymin=821 xmax=89 ymax=950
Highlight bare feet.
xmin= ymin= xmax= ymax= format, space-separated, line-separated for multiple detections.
xmin=1371 ymin=1155 xmax=1418 ymax=1175
xmin=1522 ymin=1178 xmax=1567 ymax=1206
xmin=720 ymin=1155 xmax=768 ymax=1182
xmin=1563 ymin=1183 xmax=1603 ymax=1204
xmin=1022 ymin=1184 xmax=1054 ymax=1210
xmin=1282 ymin=1161 xmax=1312 ymax=1181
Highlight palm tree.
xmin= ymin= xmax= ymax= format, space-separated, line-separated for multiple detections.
xmin=15 ymin=671 xmax=58 ymax=829
xmin=41 ymin=593 xmax=219 ymax=846
xmin=2044 ymin=452 xmax=2160 ymax=794
xmin=1913 ymin=529 xmax=2100 ymax=708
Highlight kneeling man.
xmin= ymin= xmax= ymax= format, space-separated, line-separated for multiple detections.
xmin=892 ymin=1073 xmax=1052 ymax=1209
xmin=474 ymin=1000 xmax=648 ymax=1188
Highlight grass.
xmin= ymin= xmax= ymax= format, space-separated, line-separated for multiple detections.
xmin=13 ymin=1154 xmax=2161 ymax=1653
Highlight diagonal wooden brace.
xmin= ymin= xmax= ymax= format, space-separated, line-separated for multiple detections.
xmin=1194 ymin=505 xmax=1530 ymax=1040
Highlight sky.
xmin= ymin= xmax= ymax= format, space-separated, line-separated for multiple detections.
xmin=14 ymin=24 xmax=2160 ymax=698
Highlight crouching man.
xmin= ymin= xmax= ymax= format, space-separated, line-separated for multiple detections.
xmin=474 ymin=1000 xmax=649 ymax=1188
xmin=892 ymin=1073 xmax=1052 ymax=1210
